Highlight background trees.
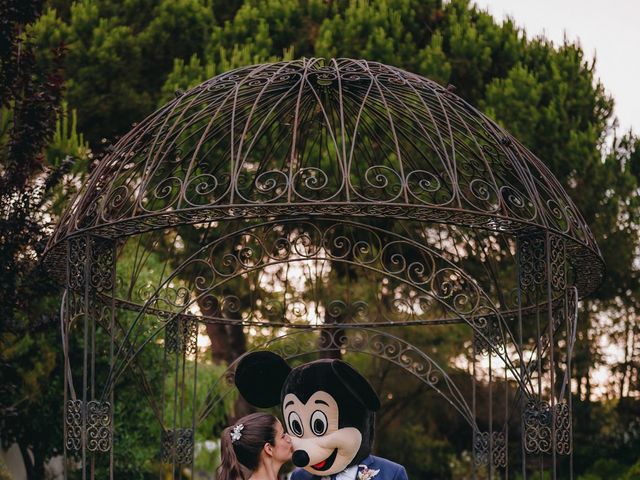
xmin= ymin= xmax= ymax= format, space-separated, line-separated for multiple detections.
xmin=1 ymin=0 xmax=639 ymax=478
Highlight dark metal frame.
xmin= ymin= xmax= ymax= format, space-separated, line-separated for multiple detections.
xmin=44 ymin=58 xmax=603 ymax=479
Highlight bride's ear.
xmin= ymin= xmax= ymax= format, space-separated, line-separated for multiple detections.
xmin=263 ymin=441 xmax=274 ymax=457
xmin=234 ymin=351 xmax=291 ymax=408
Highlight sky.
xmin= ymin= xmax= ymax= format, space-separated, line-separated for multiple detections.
xmin=472 ymin=0 xmax=639 ymax=135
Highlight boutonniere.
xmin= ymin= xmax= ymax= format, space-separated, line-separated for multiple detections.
xmin=358 ymin=464 xmax=380 ymax=480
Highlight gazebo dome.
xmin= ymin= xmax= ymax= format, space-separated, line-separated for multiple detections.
xmin=45 ymin=58 xmax=603 ymax=295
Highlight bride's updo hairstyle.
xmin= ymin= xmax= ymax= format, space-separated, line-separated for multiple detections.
xmin=217 ymin=412 xmax=278 ymax=480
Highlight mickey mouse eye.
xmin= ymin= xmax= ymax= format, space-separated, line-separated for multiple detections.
xmin=287 ymin=412 xmax=304 ymax=437
xmin=310 ymin=410 xmax=328 ymax=436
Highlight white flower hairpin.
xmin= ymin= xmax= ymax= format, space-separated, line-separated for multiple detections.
xmin=230 ymin=423 xmax=244 ymax=443
xmin=358 ymin=465 xmax=380 ymax=480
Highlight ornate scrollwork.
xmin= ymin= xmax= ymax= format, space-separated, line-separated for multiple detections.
xmin=523 ymin=401 xmax=572 ymax=455
xmin=45 ymin=58 xmax=600 ymax=478
xmin=89 ymin=237 xmax=115 ymax=293
xmin=523 ymin=400 xmax=552 ymax=454
xmin=165 ymin=318 xmax=198 ymax=355
xmin=266 ymin=329 xmax=447 ymax=391
xmin=473 ymin=317 xmax=502 ymax=356
xmin=144 ymin=219 xmax=497 ymax=327
xmin=87 ymin=401 xmax=112 ymax=452
xmin=550 ymin=234 xmax=567 ymax=292
xmin=555 ymin=402 xmax=571 ymax=455
xmin=523 ymin=400 xmax=572 ymax=455
xmin=518 ymin=234 xmax=546 ymax=294
xmin=68 ymin=237 xmax=87 ymax=290
xmin=67 ymin=236 xmax=114 ymax=293
xmin=474 ymin=431 xmax=506 ymax=468
xmin=161 ymin=429 xmax=194 ymax=464
xmin=45 ymin=59 xmax=603 ymax=306
xmin=65 ymin=400 xmax=112 ymax=453
xmin=65 ymin=400 xmax=83 ymax=451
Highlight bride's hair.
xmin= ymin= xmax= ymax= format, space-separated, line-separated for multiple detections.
xmin=217 ymin=412 xmax=277 ymax=480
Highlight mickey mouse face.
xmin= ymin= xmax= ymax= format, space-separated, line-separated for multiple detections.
xmin=284 ymin=391 xmax=362 ymax=475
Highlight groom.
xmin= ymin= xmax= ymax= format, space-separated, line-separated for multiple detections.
xmin=234 ymin=351 xmax=408 ymax=480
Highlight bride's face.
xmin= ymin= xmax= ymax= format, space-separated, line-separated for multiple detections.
xmin=271 ymin=420 xmax=293 ymax=463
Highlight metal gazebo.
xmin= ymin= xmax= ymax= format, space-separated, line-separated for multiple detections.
xmin=44 ymin=58 xmax=604 ymax=479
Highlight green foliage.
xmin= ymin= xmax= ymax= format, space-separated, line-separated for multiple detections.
xmin=581 ymin=458 xmax=626 ymax=479
xmin=32 ymin=0 xmax=215 ymax=143
xmin=417 ymin=30 xmax=452 ymax=86
xmin=379 ymin=422 xmax=454 ymax=478
xmin=0 ymin=3 xmax=70 ymax=477
xmin=622 ymin=460 xmax=640 ymax=480
xmin=483 ymin=63 xmax=542 ymax=148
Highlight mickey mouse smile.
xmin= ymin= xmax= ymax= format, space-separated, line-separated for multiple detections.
xmin=310 ymin=448 xmax=338 ymax=471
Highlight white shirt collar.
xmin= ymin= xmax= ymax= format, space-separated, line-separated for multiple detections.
xmin=336 ymin=465 xmax=359 ymax=480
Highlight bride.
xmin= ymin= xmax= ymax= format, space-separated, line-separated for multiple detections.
xmin=217 ymin=412 xmax=293 ymax=480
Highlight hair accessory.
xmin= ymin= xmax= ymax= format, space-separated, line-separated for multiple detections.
xmin=230 ymin=423 xmax=244 ymax=443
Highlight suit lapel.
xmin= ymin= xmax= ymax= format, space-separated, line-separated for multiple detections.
xmin=360 ymin=455 xmax=375 ymax=468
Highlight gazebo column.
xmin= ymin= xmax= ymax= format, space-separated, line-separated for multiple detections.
xmin=518 ymin=232 xmax=573 ymax=477
xmin=64 ymin=235 xmax=115 ymax=479
xmin=160 ymin=315 xmax=198 ymax=475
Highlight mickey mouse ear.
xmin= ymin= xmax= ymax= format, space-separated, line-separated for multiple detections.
xmin=234 ymin=351 xmax=291 ymax=408
xmin=331 ymin=360 xmax=381 ymax=411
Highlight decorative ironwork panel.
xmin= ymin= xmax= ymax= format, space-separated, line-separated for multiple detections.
xmin=65 ymin=400 xmax=112 ymax=452
xmin=518 ymin=235 xmax=546 ymax=294
xmin=165 ymin=318 xmax=198 ymax=355
xmin=473 ymin=318 xmax=501 ymax=356
xmin=68 ymin=237 xmax=87 ymax=290
xmin=161 ymin=429 xmax=194 ymax=464
xmin=555 ymin=402 xmax=571 ymax=455
xmin=87 ymin=401 xmax=112 ymax=452
xmin=474 ymin=431 xmax=507 ymax=467
xmin=524 ymin=400 xmax=572 ymax=455
xmin=65 ymin=400 xmax=83 ymax=452
xmin=524 ymin=400 xmax=552 ymax=454
xmin=88 ymin=237 xmax=115 ymax=293
xmin=549 ymin=234 xmax=567 ymax=292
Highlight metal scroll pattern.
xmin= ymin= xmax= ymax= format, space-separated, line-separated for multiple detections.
xmin=87 ymin=401 xmax=112 ymax=452
xmin=165 ymin=318 xmax=198 ymax=355
xmin=196 ymin=328 xmax=474 ymax=429
xmin=523 ymin=400 xmax=571 ymax=455
xmin=65 ymin=400 xmax=83 ymax=451
xmin=519 ymin=235 xmax=547 ymax=295
xmin=67 ymin=236 xmax=114 ymax=293
xmin=473 ymin=317 xmax=502 ymax=355
xmin=474 ymin=431 xmax=507 ymax=468
xmin=89 ymin=237 xmax=115 ymax=293
xmin=68 ymin=237 xmax=87 ymax=291
xmin=555 ymin=402 xmax=572 ymax=455
xmin=45 ymin=59 xmax=602 ymax=297
xmin=161 ymin=429 xmax=194 ymax=465
xmin=518 ymin=232 xmax=567 ymax=304
xmin=48 ymin=58 xmax=595 ymax=480
xmin=64 ymin=400 xmax=112 ymax=453
xmin=137 ymin=220 xmax=501 ymax=329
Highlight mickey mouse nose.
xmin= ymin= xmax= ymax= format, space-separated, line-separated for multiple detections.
xmin=292 ymin=449 xmax=309 ymax=467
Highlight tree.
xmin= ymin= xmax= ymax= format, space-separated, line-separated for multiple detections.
xmin=1 ymin=1 xmax=69 ymax=477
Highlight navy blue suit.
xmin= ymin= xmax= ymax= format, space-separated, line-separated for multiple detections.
xmin=290 ymin=455 xmax=408 ymax=480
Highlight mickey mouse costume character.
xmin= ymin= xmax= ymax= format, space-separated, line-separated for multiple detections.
xmin=235 ymin=351 xmax=408 ymax=480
